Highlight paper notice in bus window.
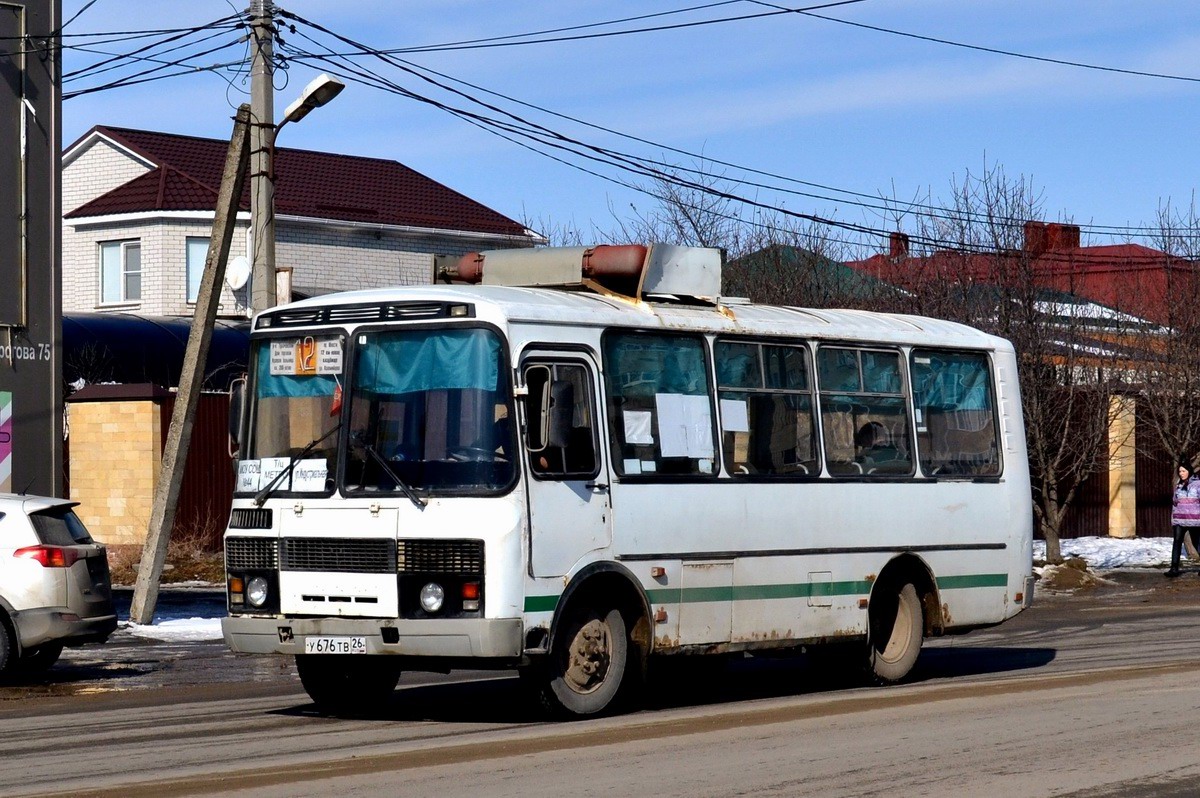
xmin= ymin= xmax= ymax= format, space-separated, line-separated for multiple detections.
xmin=623 ymin=410 xmax=654 ymax=445
xmin=260 ymin=457 xmax=291 ymax=491
xmin=656 ymin=393 xmax=714 ymax=458
xmin=290 ymin=459 xmax=328 ymax=492
xmin=317 ymin=340 xmax=342 ymax=375
xmin=269 ymin=341 xmax=295 ymax=375
xmin=236 ymin=460 xmax=261 ymax=492
xmin=623 ymin=458 xmax=642 ymax=475
xmin=720 ymin=399 xmax=750 ymax=432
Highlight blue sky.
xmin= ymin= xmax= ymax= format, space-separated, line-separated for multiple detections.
xmin=60 ymin=1 xmax=1200 ymax=249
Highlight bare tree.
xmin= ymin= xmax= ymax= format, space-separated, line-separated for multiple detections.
xmin=519 ymin=214 xmax=592 ymax=248
xmin=600 ymin=159 xmax=755 ymax=258
xmin=898 ymin=165 xmax=1132 ymax=563
xmin=724 ymin=217 xmax=891 ymax=308
xmin=1131 ymin=199 xmax=1200 ymax=483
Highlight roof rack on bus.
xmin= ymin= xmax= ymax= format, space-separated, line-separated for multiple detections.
xmin=434 ymin=244 xmax=722 ymax=304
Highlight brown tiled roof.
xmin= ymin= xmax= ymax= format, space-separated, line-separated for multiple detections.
xmin=65 ymin=126 xmax=531 ymax=238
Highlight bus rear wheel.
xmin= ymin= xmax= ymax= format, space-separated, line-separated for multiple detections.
xmin=295 ymin=655 xmax=401 ymax=716
xmin=537 ymin=605 xmax=629 ymax=717
xmin=868 ymin=582 xmax=923 ymax=683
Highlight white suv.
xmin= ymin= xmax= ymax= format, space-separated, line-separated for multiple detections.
xmin=0 ymin=494 xmax=116 ymax=675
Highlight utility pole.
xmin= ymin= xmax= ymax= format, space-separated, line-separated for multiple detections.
xmin=130 ymin=106 xmax=252 ymax=625
xmin=249 ymin=0 xmax=276 ymax=313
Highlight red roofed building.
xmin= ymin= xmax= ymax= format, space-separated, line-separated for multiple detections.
xmin=62 ymin=125 xmax=542 ymax=317
xmin=846 ymin=222 xmax=1189 ymax=326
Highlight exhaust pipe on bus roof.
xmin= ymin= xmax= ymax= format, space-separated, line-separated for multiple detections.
xmin=434 ymin=243 xmax=722 ymax=301
xmin=438 ymin=245 xmax=649 ymax=284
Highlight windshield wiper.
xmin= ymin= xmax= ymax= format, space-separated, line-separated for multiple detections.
xmin=355 ymin=440 xmax=428 ymax=510
xmin=253 ymin=423 xmax=341 ymax=507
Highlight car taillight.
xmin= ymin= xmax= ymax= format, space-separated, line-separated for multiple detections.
xmin=14 ymin=545 xmax=83 ymax=568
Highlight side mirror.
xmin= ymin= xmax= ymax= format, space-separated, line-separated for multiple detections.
xmin=228 ymin=375 xmax=247 ymax=459
xmin=523 ymin=365 xmax=551 ymax=452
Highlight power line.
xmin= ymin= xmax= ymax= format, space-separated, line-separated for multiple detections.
xmin=60 ymin=0 xmax=100 ymax=33
xmin=63 ymin=16 xmax=243 ymax=80
xmin=285 ymin=39 xmax=1106 ymax=261
xmin=281 ymin=11 xmax=1174 ymax=240
xmin=52 ymin=6 xmax=1190 ymax=254
xmin=748 ymin=0 xmax=1200 ymax=85
xmin=295 ymin=44 xmax=1191 ymax=264
xmin=64 ymin=24 xmax=244 ymax=84
xmin=63 ymin=39 xmax=247 ymax=100
xmin=364 ymin=1 xmax=746 ymax=55
xmin=281 ymin=0 xmax=867 ymax=56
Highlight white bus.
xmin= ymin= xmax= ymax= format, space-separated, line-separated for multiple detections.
xmin=222 ymin=244 xmax=1033 ymax=717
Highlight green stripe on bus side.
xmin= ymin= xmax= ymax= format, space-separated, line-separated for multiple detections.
xmin=524 ymin=594 xmax=560 ymax=613
xmin=524 ymin=573 xmax=1005 ymax=613
xmin=936 ymin=573 xmax=1008 ymax=590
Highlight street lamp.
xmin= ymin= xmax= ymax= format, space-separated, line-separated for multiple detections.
xmin=281 ymin=74 xmax=345 ymax=127
xmin=249 ymin=73 xmax=345 ymax=315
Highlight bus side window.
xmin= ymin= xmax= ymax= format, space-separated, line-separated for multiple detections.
xmin=715 ymin=340 xmax=819 ymax=477
xmin=602 ymin=332 xmax=715 ymax=476
xmin=910 ymin=349 xmax=1000 ymax=477
xmin=524 ymin=362 xmax=598 ymax=479
xmin=817 ymin=347 xmax=914 ymax=477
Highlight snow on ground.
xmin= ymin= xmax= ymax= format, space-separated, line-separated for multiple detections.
xmin=1034 ymin=536 xmax=1173 ymax=569
xmin=125 ymin=618 xmax=223 ymax=642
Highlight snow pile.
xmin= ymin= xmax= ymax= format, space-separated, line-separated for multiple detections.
xmin=1033 ymin=536 xmax=1172 ymax=569
xmin=126 ymin=618 xmax=223 ymax=642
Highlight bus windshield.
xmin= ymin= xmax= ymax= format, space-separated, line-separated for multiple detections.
xmin=344 ymin=327 xmax=515 ymax=495
xmin=240 ymin=334 xmax=346 ymax=496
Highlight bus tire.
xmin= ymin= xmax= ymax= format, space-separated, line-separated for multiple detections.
xmin=868 ymin=582 xmax=923 ymax=683
xmin=539 ymin=604 xmax=629 ymax=717
xmin=295 ymin=655 xmax=401 ymax=716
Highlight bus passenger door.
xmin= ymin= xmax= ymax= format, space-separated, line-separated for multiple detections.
xmin=521 ymin=355 xmax=612 ymax=578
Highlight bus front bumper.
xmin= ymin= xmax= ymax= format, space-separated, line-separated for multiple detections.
xmin=222 ymin=615 xmax=523 ymax=658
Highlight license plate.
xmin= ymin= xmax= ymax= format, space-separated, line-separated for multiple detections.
xmin=303 ymin=636 xmax=367 ymax=655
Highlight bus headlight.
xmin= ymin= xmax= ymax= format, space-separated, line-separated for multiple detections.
xmin=419 ymin=582 xmax=445 ymax=613
xmin=247 ymin=576 xmax=270 ymax=608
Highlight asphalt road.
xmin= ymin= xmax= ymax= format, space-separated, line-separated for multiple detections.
xmin=1 ymin=571 xmax=1198 ymax=797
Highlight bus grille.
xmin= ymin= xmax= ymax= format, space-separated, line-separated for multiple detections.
xmin=397 ymin=539 xmax=484 ymax=574
xmin=282 ymin=538 xmax=395 ymax=573
xmin=226 ymin=537 xmax=279 ymax=570
xmin=229 ymin=509 xmax=273 ymax=529
xmin=257 ymin=302 xmax=469 ymax=329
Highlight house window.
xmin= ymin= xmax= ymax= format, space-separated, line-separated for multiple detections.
xmin=99 ymin=240 xmax=141 ymax=304
xmin=186 ymin=237 xmax=209 ymax=303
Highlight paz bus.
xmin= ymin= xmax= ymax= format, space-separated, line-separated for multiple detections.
xmin=221 ymin=243 xmax=1034 ymax=717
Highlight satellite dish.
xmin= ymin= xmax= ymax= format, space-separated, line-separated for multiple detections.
xmin=226 ymin=256 xmax=251 ymax=290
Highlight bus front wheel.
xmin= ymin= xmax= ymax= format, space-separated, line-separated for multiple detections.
xmin=295 ymin=655 xmax=401 ymax=716
xmin=868 ymin=582 xmax=923 ymax=683
xmin=536 ymin=604 xmax=629 ymax=717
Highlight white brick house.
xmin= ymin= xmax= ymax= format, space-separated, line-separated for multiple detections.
xmin=62 ymin=126 xmax=543 ymax=318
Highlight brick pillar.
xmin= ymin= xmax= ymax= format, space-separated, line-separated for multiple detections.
xmin=66 ymin=384 xmax=167 ymax=546
xmin=1107 ymin=395 xmax=1136 ymax=539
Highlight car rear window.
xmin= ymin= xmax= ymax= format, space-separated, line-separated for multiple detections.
xmin=29 ymin=508 xmax=94 ymax=546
